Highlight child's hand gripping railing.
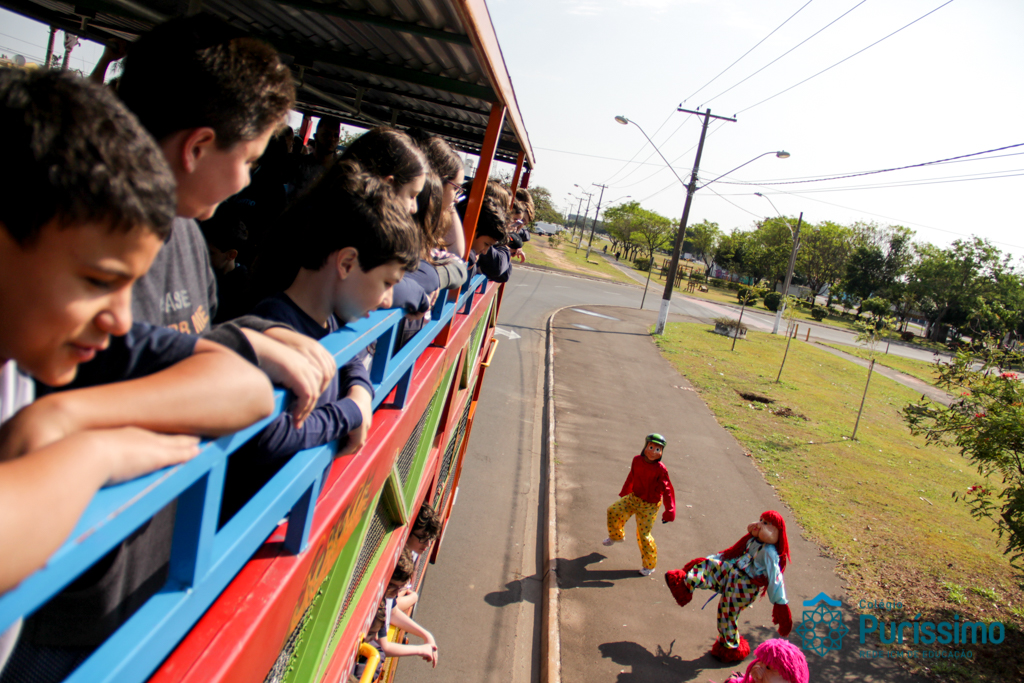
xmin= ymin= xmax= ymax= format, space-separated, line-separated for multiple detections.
xmin=0 ymin=274 xmax=489 ymax=683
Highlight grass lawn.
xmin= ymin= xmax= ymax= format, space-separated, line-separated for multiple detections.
xmin=821 ymin=342 xmax=946 ymax=386
xmin=522 ymin=236 xmax=635 ymax=285
xmin=655 ymin=323 xmax=1023 ymax=682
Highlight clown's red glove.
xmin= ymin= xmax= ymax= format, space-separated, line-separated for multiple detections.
xmin=772 ymin=603 xmax=792 ymax=637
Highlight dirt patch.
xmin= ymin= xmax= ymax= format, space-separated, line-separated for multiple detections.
xmin=771 ymin=406 xmax=808 ymax=420
xmin=737 ymin=390 xmax=775 ymax=403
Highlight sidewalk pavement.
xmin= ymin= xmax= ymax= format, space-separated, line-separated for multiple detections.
xmin=552 ymin=306 xmax=928 ymax=683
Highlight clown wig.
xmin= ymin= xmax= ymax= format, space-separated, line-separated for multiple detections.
xmin=726 ymin=638 xmax=808 ymax=683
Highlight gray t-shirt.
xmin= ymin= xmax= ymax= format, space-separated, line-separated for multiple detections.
xmin=132 ymin=217 xmax=218 ymax=333
xmin=0 ymin=360 xmax=31 ymax=674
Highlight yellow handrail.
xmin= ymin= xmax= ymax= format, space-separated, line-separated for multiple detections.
xmin=481 ymin=337 xmax=500 ymax=367
xmin=358 ymin=640 xmax=381 ymax=683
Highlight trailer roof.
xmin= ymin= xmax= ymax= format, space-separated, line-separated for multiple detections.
xmin=2 ymin=0 xmax=534 ymax=167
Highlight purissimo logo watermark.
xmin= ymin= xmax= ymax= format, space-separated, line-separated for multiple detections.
xmin=794 ymin=593 xmax=1006 ymax=661
xmin=858 ymin=599 xmax=1005 ymax=661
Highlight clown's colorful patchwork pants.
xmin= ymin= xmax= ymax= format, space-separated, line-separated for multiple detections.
xmin=606 ymin=494 xmax=660 ymax=569
xmin=682 ymin=557 xmax=760 ymax=648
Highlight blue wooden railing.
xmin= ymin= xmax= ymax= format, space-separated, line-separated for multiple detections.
xmin=0 ymin=274 xmax=490 ymax=683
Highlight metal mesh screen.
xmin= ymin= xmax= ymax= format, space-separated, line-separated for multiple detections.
xmin=395 ymin=393 xmax=433 ymax=485
xmin=263 ymin=598 xmax=316 ymax=683
xmin=330 ymin=495 xmax=396 ymax=642
xmin=469 ymin=312 xmax=487 ymax=364
xmin=433 ymin=395 xmax=472 ymax=507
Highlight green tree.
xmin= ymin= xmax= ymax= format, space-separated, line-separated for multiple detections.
xmin=904 ymin=349 xmax=1024 ymax=575
xmin=633 ymin=208 xmax=673 ymax=266
xmin=713 ymin=228 xmax=746 ymax=278
xmin=688 ymin=220 xmax=721 ymax=272
xmin=742 ymin=217 xmax=794 ymax=286
xmin=604 ymin=201 xmax=642 ymax=259
xmin=840 ymin=225 xmax=915 ymax=310
xmin=797 ymin=221 xmax=853 ymax=305
xmin=526 ymin=186 xmax=562 ymax=225
xmin=907 ymin=237 xmax=1008 ymax=342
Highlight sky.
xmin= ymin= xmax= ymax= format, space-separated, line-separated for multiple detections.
xmin=2 ymin=1 xmax=1022 ymax=260
xmin=482 ymin=0 xmax=1024 ymax=261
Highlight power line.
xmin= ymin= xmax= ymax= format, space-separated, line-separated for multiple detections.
xmin=602 ymin=106 xmax=679 ymax=185
xmin=534 ymin=146 xmax=680 ymax=167
xmin=702 ymin=185 xmax=765 ymax=219
xmin=703 ymin=0 xmax=867 ymax=107
xmin=721 ymin=150 xmax=1024 ymax=184
xmin=683 ymin=0 xmax=816 ymax=104
xmin=714 ymin=142 xmax=1024 ymax=186
xmin=735 ymin=0 xmax=956 ymax=115
xmin=741 ymin=186 xmax=1024 ymax=251
xmin=732 ymin=169 xmax=1024 ymax=195
xmin=613 ymin=119 xmax=731 ymax=191
xmin=607 ymin=117 xmax=692 ymax=187
xmin=0 ymin=32 xmax=47 ymax=50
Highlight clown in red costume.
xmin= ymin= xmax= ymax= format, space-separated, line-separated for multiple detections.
xmin=665 ymin=511 xmax=793 ymax=662
xmin=602 ymin=433 xmax=676 ymax=576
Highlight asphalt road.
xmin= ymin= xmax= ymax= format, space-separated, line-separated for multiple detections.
xmin=407 ymin=267 xmax=649 ymax=683
xmin=407 ymin=263 xmax=936 ymax=683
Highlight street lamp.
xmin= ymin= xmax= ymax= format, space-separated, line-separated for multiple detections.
xmin=616 ymin=113 xmax=789 ymax=334
xmin=755 ymin=192 xmax=803 ymax=335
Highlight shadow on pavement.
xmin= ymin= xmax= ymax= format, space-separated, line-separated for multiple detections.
xmin=598 ymin=640 xmax=711 ymax=682
xmin=483 ymin=573 xmax=542 ymax=608
xmin=557 ymin=552 xmax=645 ymax=589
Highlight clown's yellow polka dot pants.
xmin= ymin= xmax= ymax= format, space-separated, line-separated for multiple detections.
xmin=606 ymin=494 xmax=660 ymax=569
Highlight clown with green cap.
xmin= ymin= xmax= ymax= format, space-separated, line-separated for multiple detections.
xmin=603 ymin=433 xmax=677 ymax=576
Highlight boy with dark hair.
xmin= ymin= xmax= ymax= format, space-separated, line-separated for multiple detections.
xmin=0 ymin=70 xmax=274 ymax=673
xmin=115 ymin=13 xmax=333 ymax=429
xmin=221 ymin=161 xmax=421 ymax=519
xmin=3 ymin=18 xmax=326 ymax=680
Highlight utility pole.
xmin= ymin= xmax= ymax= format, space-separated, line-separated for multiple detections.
xmin=656 ymin=107 xmax=736 ymax=335
xmin=569 ymin=196 xmax=584 ymax=238
xmin=44 ymin=26 xmax=56 ymax=69
xmin=772 ymin=212 xmax=803 ymax=334
xmin=575 ymin=190 xmax=594 ymax=252
xmin=585 ymin=183 xmax=608 ymax=259
xmin=61 ymin=31 xmax=79 ymax=70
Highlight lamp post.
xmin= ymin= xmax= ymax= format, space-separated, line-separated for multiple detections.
xmin=755 ymin=192 xmax=803 ymax=335
xmin=616 ymin=112 xmax=788 ymax=333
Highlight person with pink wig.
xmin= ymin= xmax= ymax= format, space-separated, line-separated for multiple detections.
xmin=722 ymin=638 xmax=809 ymax=683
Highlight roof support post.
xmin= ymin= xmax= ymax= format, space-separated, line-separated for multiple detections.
xmin=520 ymin=168 xmax=530 ymax=189
xmin=508 ymin=151 xmax=525 ymax=208
xmin=461 ymin=102 xmax=505 ymax=260
xmin=299 ymin=113 xmax=312 ymax=145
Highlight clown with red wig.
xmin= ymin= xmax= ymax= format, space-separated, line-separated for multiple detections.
xmin=665 ymin=510 xmax=793 ymax=662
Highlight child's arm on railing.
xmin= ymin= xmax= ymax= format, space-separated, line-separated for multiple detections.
xmin=0 ymin=427 xmax=200 ymax=592
xmin=0 ymin=338 xmax=273 ymax=460
xmin=387 ymin=608 xmax=438 ymax=667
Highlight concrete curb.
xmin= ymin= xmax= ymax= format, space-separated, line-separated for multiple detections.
xmin=540 ymin=307 xmax=568 ymax=683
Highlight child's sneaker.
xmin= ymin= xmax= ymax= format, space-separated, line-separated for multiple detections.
xmin=639 ymin=567 xmax=655 ymax=576
xmin=601 ymin=537 xmax=622 ymax=547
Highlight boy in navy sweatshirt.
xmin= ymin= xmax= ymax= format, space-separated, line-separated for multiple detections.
xmin=221 ymin=160 xmax=421 ymax=520
xmin=603 ymin=433 xmax=676 ymax=576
